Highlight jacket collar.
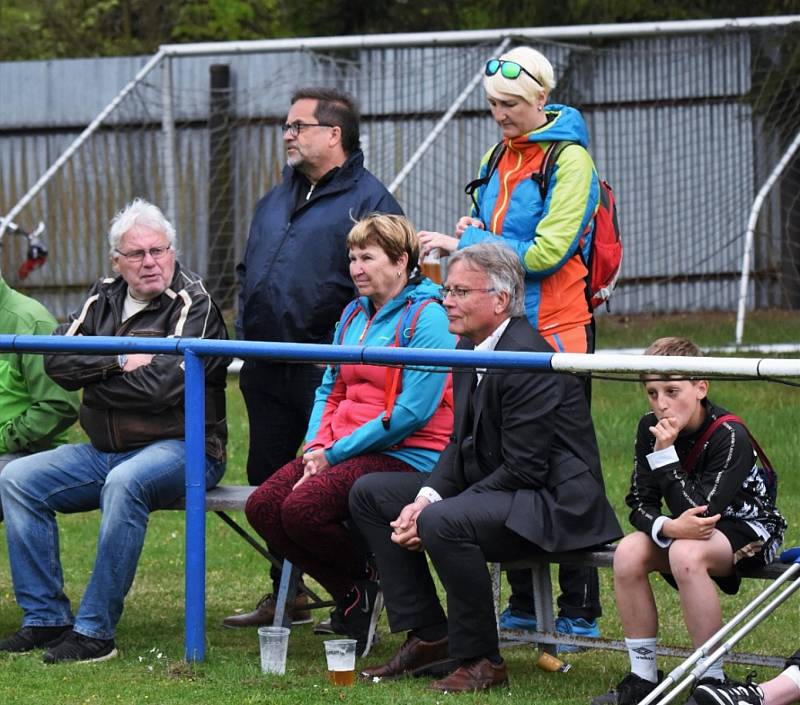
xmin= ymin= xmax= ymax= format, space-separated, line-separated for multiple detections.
xmin=284 ymin=149 xmax=365 ymax=193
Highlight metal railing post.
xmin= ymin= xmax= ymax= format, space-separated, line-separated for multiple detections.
xmin=183 ymin=348 xmax=207 ymax=662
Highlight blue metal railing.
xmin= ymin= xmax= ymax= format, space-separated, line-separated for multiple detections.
xmin=0 ymin=334 xmax=555 ymax=661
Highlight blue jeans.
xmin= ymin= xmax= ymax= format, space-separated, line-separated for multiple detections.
xmin=0 ymin=440 xmax=225 ymax=640
xmin=0 ymin=452 xmax=28 ymax=522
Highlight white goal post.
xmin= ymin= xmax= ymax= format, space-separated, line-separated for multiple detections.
xmin=1 ymin=15 xmax=799 ymax=340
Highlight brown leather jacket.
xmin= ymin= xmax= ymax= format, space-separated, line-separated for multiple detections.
xmin=44 ymin=265 xmax=229 ymax=460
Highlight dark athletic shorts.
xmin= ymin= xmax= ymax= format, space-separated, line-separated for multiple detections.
xmin=661 ymin=518 xmax=768 ymax=595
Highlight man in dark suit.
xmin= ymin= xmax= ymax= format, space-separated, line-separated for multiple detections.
xmin=349 ymin=242 xmax=622 ymax=692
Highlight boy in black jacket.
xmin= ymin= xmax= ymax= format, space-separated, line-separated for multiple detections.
xmin=592 ymin=337 xmax=785 ymax=705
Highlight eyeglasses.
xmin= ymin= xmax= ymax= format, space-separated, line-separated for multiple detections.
xmin=282 ymin=121 xmax=334 ymax=138
xmin=115 ymin=245 xmax=171 ymax=263
xmin=440 ymin=286 xmax=497 ymax=299
xmin=485 ymin=58 xmax=543 ymax=89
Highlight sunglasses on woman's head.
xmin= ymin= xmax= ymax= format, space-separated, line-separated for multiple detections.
xmin=485 ymin=58 xmax=543 ymax=89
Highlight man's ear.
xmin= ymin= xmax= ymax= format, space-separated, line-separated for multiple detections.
xmin=328 ymin=125 xmax=342 ymax=148
xmin=695 ymin=379 xmax=709 ymax=400
xmin=494 ymin=290 xmax=510 ymax=315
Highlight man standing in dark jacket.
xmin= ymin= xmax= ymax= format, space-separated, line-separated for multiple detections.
xmin=228 ymin=87 xmax=402 ymax=628
xmin=0 ymin=199 xmax=229 ymax=664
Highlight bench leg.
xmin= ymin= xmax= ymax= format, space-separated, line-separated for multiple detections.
xmin=273 ymin=559 xmax=302 ymax=629
xmin=491 ymin=562 xmax=502 ymax=627
xmin=531 ymin=563 xmax=557 ymax=656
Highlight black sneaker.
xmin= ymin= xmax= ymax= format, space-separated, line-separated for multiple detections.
xmin=313 ymin=607 xmax=347 ymax=635
xmin=340 ymin=579 xmax=383 ymax=658
xmin=591 ymin=671 xmax=663 ymax=705
xmin=693 ymin=676 xmax=765 ymax=705
xmin=0 ymin=625 xmax=72 ymax=654
xmin=42 ymin=630 xmax=118 ymax=664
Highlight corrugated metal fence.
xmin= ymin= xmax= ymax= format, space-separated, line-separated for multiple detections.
xmin=1 ymin=25 xmax=798 ymax=322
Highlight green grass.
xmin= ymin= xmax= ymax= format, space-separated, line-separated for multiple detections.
xmin=597 ymin=309 xmax=800 ymax=349
xmin=1 ymin=311 xmax=799 ymax=704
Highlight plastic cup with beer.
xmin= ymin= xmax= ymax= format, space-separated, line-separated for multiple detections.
xmin=324 ymin=638 xmax=357 ymax=686
xmin=258 ymin=625 xmax=290 ymax=675
xmin=420 ymin=252 xmax=444 ymax=284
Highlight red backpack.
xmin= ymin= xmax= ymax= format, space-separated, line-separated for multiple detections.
xmin=534 ymin=141 xmax=622 ymax=311
xmin=465 ymin=141 xmax=623 ymax=311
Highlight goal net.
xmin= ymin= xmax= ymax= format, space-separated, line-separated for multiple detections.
xmin=1 ymin=23 xmax=798 ymax=336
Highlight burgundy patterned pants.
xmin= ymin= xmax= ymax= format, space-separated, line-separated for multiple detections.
xmin=245 ymin=453 xmax=415 ymax=601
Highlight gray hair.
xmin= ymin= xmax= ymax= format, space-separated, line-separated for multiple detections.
xmin=108 ymin=198 xmax=176 ymax=256
xmin=448 ymin=242 xmax=525 ymax=316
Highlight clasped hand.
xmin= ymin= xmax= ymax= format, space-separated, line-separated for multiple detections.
xmin=389 ymin=497 xmax=430 ymax=551
xmin=292 ymin=448 xmax=330 ymax=490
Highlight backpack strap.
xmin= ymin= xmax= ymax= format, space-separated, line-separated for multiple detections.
xmin=464 ymin=142 xmax=506 ymax=216
xmin=531 ymin=140 xmax=581 ymax=200
xmin=382 ymin=297 xmax=441 ymax=429
xmin=333 ymin=299 xmax=363 ymax=346
xmin=682 ymin=413 xmax=774 ymax=473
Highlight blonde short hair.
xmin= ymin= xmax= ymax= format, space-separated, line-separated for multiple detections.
xmin=644 ymin=337 xmax=704 ymax=358
xmin=346 ymin=214 xmax=419 ymax=275
xmin=483 ymin=46 xmax=555 ymax=105
xmin=641 ymin=337 xmax=706 ymax=384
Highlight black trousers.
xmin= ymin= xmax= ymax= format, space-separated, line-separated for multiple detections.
xmin=240 ymin=360 xmax=323 ymax=589
xmin=350 ymin=472 xmax=547 ymax=661
xmin=505 ymin=322 xmax=601 ymax=622
xmin=506 ymin=565 xmax=601 ymax=621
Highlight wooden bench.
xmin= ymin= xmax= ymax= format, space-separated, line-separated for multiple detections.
xmin=166 ymin=484 xmax=334 ymax=625
xmin=496 ymin=545 xmax=793 ymax=668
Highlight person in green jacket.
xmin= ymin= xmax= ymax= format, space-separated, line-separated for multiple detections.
xmin=0 ymin=272 xmax=80 ymax=518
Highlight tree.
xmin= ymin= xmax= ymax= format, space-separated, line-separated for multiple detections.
xmin=0 ymin=0 xmax=798 ymax=61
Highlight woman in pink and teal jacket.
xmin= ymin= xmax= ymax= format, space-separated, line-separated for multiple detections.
xmin=245 ymin=214 xmax=455 ymax=656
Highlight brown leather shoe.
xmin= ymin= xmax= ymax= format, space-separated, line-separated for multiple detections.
xmin=222 ymin=593 xmax=312 ymax=628
xmin=428 ymin=657 xmax=509 ymax=692
xmin=360 ymin=634 xmax=457 ymax=680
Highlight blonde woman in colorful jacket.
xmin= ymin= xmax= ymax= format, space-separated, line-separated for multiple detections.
xmin=418 ymin=44 xmax=603 ymax=645
xmin=419 ymin=45 xmax=599 ymax=355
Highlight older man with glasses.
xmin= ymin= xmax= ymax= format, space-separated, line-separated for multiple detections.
xmin=229 ymin=87 xmax=402 ymax=630
xmin=0 ymin=198 xmax=230 ymax=664
xmin=349 ymin=243 xmax=621 ymax=692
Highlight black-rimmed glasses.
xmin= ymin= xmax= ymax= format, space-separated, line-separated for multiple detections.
xmin=485 ymin=58 xmax=543 ymax=89
xmin=440 ymin=286 xmax=497 ymax=299
xmin=115 ymin=245 xmax=171 ymax=263
xmin=282 ymin=122 xmax=335 ymax=138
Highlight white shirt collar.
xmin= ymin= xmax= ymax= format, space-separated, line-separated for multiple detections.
xmin=473 ymin=317 xmax=511 ymax=383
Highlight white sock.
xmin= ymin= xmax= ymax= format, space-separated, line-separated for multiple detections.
xmin=626 ymin=637 xmax=658 ymax=682
xmin=698 ymin=656 xmax=725 ymax=683
xmin=783 ymin=665 xmax=800 ymax=691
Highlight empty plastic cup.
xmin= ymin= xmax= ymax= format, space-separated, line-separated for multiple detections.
xmin=324 ymin=638 xmax=357 ymax=686
xmin=258 ymin=626 xmax=290 ymax=675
